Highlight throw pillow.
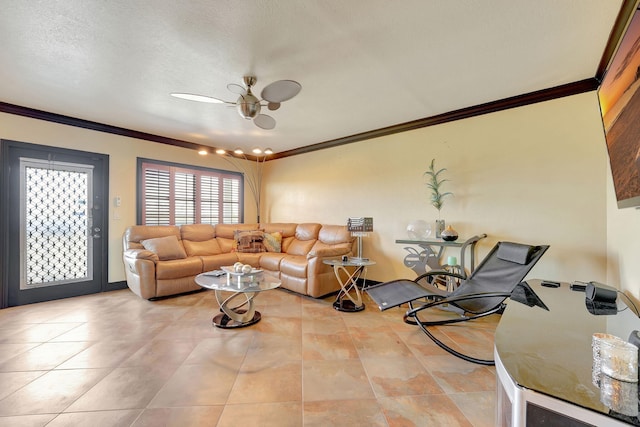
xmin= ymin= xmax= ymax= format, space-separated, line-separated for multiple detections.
xmin=234 ymin=230 xmax=266 ymax=253
xmin=140 ymin=235 xmax=187 ymax=260
xmin=263 ymin=231 xmax=282 ymax=252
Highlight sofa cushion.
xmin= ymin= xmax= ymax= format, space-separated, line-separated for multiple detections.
xmin=201 ymin=253 xmax=239 ymax=271
xmin=183 ymin=239 xmax=222 ymax=256
xmin=295 ymin=223 xmax=322 ymax=240
xmin=259 ymin=252 xmax=287 ymax=270
xmin=285 ymin=223 xmax=321 ymax=256
xmin=236 ymin=252 xmax=262 ymax=266
xmin=217 ymin=237 xmax=235 ymax=253
xmin=180 ymin=223 xmax=216 ymax=241
xmin=156 ymin=257 xmax=203 ymax=279
xmin=318 ymin=225 xmax=353 ymax=244
xmin=234 ymin=230 xmax=266 ymax=253
xmin=141 ymin=235 xmax=187 ymax=261
xmin=287 ymin=239 xmax=317 ymax=256
xmin=216 ymin=223 xmax=259 ymax=239
xmin=280 ymin=255 xmax=308 ymax=278
xmin=261 ymin=223 xmax=297 ymax=236
xmin=263 ymin=231 xmax=282 ymax=252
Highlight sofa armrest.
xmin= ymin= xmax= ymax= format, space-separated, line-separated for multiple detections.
xmin=122 ymin=250 xmax=158 ymax=299
xmin=307 ymin=243 xmax=352 ymax=259
xmin=124 ymin=248 xmax=159 ymax=262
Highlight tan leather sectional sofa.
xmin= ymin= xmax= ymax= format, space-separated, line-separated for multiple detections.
xmin=122 ymin=223 xmax=356 ymax=299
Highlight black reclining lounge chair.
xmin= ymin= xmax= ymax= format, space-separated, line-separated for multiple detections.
xmin=366 ymin=241 xmax=549 ymax=365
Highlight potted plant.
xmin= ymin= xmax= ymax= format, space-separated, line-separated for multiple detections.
xmin=424 ymin=159 xmax=453 ymax=237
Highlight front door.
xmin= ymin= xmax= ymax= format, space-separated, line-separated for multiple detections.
xmin=1 ymin=140 xmax=109 ymax=307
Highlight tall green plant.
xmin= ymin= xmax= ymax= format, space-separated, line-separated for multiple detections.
xmin=424 ymin=159 xmax=452 ymax=215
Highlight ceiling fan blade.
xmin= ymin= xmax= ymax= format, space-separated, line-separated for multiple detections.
xmin=267 ymin=102 xmax=281 ymax=111
xmin=254 ymin=114 xmax=276 ymax=130
xmin=227 ymin=83 xmax=246 ymax=95
xmin=170 ymin=93 xmax=225 ymax=104
xmin=261 ymin=80 xmax=301 ymax=103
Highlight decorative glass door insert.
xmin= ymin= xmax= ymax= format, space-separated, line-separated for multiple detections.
xmin=19 ymin=158 xmax=94 ymax=289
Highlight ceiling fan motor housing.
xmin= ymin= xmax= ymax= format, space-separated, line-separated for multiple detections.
xmin=236 ymin=90 xmax=261 ymax=119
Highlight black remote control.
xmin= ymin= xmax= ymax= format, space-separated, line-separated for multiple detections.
xmin=541 ymin=280 xmax=561 ymax=288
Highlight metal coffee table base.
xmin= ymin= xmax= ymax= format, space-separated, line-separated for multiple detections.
xmin=213 ymin=309 xmax=261 ymax=329
xmin=213 ymin=290 xmax=260 ymax=329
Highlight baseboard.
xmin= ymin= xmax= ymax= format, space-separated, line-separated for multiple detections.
xmin=359 ymin=278 xmax=381 ymax=288
xmin=104 ymin=280 xmax=128 ymax=292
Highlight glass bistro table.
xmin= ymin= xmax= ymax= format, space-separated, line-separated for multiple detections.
xmin=195 ymin=269 xmax=281 ymax=328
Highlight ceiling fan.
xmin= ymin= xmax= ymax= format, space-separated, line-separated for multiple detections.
xmin=171 ymin=76 xmax=301 ymax=130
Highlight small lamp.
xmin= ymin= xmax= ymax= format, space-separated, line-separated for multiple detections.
xmin=347 ymin=217 xmax=373 ymax=261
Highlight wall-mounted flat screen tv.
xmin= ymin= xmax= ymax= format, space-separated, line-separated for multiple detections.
xmin=597 ymin=5 xmax=640 ymax=208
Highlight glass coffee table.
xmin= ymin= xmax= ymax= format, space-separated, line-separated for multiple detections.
xmin=195 ymin=270 xmax=281 ymax=328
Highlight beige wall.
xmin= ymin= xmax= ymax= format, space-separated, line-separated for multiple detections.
xmin=0 ymin=112 xmax=257 ymax=283
xmin=3 ymin=90 xmax=633 ymax=297
xmin=263 ymin=92 xmax=610 ymax=285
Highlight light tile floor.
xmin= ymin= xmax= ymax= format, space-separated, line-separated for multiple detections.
xmin=0 ymin=287 xmax=499 ymax=426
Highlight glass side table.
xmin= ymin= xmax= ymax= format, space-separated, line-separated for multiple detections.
xmin=323 ymin=258 xmax=376 ymax=312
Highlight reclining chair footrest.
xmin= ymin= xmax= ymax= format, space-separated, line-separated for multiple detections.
xmin=367 ymin=280 xmax=435 ymax=311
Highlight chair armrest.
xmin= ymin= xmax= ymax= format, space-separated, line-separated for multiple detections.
xmin=123 ymin=248 xmax=159 ymax=262
xmin=415 ymin=270 xmax=466 ymax=283
xmin=413 ymin=270 xmax=466 ymax=297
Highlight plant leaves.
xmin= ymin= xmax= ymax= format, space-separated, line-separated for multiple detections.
xmin=424 ymin=159 xmax=452 ymax=211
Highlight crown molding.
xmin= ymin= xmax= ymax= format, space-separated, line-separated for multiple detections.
xmin=1 ymin=78 xmax=598 ymax=162
xmin=271 ymin=78 xmax=598 ymax=159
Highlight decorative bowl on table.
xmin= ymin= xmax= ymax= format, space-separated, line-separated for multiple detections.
xmin=222 ymin=265 xmax=263 ymax=287
xmin=221 ymin=265 xmax=263 ymax=276
xmin=407 ymin=220 xmax=432 ymax=240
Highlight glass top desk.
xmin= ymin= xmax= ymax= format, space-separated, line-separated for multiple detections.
xmin=395 ymin=234 xmax=487 ymax=276
xmin=496 ymin=279 xmax=640 ymax=426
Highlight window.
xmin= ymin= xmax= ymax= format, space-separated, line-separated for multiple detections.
xmin=137 ymin=158 xmax=243 ymax=225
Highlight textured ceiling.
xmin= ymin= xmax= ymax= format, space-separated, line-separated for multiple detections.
xmin=0 ymin=1 xmax=625 ymax=155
